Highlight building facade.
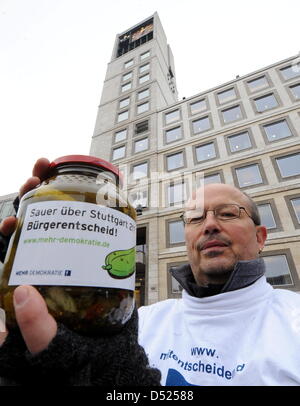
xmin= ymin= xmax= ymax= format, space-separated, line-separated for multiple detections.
xmin=1 ymin=13 xmax=299 ymax=306
xmin=90 ymin=12 xmax=300 ymax=306
xmin=0 ymin=193 xmax=17 ymax=223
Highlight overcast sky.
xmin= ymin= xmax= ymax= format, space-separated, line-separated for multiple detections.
xmin=0 ymin=0 xmax=299 ymax=196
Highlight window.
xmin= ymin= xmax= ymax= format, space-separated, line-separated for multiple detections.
xmin=167 ymin=182 xmax=186 ymax=206
xmin=263 ymin=120 xmax=293 ymax=142
xmin=247 ymin=76 xmax=269 ymax=92
xmin=263 ymin=255 xmax=293 ymax=286
xmin=134 ymin=137 xmax=148 ymax=153
xmin=112 ymin=145 xmax=125 ymax=160
xmin=139 ymin=63 xmax=150 ymax=74
xmin=204 ymin=173 xmax=222 ymax=184
xmin=140 ymin=50 xmax=150 ymax=60
xmin=170 ymin=274 xmax=182 ymax=294
xmin=217 ymin=87 xmax=236 ymax=104
xmin=291 ymin=197 xmax=300 ymax=224
xmin=167 ymin=263 xmax=185 ymax=297
xmin=280 ymin=63 xmax=300 ymax=80
xmin=135 ymin=120 xmax=149 ymax=135
xmin=235 ymin=164 xmax=263 ymax=188
xmin=165 ymin=126 xmax=182 ymax=144
xmin=122 ymin=72 xmax=132 ymax=82
xmin=254 ymin=94 xmax=278 ymax=112
xmin=275 ymin=153 xmax=300 ymax=178
xmin=168 ymin=220 xmax=185 ymax=245
xmin=124 ymin=59 xmax=134 ymax=69
xmin=117 ymin=110 xmax=129 ymax=122
xmin=166 ymin=151 xmax=184 ymax=171
xmin=227 ymin=131 xmax=252 ymax=153
xmin=190 ymin=99 xmax=207 ymax=114
xmin=290 ymin=83 xmax=300 ymax=99
xmin=285 ymin=195 xmax=300 ymax=229
xmin=130 ymin=190 xmax=148 ymax=208
xmin=165 ymin=109 xmax=180 ymax=125
xmin=137 ymin=88 xmax=149 ymax=100
xmin=192 ymin=116 xmax=211 ymax=134
xmin=114 ymin=129 xmax=127 ymax=143
xmin=137 ymin=101 xmax=149 ymax=114
xmin=257 ymin=203 xmax=277 ymax=229
xmin=132 ymin=162 xmax=148 ymax=180
xmin=139 ymin=73 xmax=150 ymax=84
xmin=121 ymin=82 xmax=132 ymax=92
xmin=195 ymin=142 xmax=216 ymax=162
xmin=119 ymin=97 xmax=130 ymax=109
xmin=222 ymin=105 xmax=243 ymax=123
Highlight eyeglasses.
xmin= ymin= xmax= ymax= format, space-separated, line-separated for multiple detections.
xmin=180 ymin=204 xmax=255 ymax=225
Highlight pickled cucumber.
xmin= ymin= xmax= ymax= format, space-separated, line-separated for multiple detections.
xmin=102 ymin=247 xmax=135 ymax=279
xmin=33 ymin=188 xmax=75 ymax=201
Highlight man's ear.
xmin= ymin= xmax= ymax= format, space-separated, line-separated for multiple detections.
xmin=256 ymin=225 xmax=267 ymax=253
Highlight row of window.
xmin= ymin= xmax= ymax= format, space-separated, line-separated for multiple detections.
xmin=126 ymin=151 xmax=300 ymax=211
xmin=112 ymin=110 xmax=298 ymax=164
xmin=117 ymin=56 xmax=151 ymax=125
xmin=164 ymin=62 xmax=300 ymax=122
xmin=167 ymin=248 xmax=299 ymax=295
xmin=111 ymin=115 xmax=298 ymax=162
xmin=167 ymin=110 xmax=298 ymax=144
xmin=173 ymin=150 xmax=300 ymax=193
xmin=209 ymin=66 xmax=300 ymax=107
xmin=163 ymin=128 xmax=299 ymax=174
xmin=115 ymin=59 xmax=300 ymax=139
xmin=163 ymin=83 xmax=300 ymax=133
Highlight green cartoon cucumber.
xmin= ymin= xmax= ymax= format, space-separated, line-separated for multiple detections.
xmin=102 ymin=247 xmax=135 ymax=279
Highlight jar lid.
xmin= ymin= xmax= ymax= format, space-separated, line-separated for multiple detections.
xmin=50 ymin=155 xmax=122 ymax=182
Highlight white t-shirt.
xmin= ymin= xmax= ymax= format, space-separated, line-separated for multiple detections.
xmin=138 ymin=277 xmax=300 ymax=386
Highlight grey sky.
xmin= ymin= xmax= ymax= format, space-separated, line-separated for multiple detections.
xmin=0 ymin=0 xmax=299 ymax=196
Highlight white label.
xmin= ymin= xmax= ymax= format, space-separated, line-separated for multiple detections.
xmin=9 ymin=201 xmax=136 ymax=290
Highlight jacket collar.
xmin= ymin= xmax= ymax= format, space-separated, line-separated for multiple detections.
xmin=169 ymin=258 xmax=266 ymax=298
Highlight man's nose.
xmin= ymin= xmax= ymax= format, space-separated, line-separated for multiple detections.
xmin=202 ymin=211 xmax=221 ymax=234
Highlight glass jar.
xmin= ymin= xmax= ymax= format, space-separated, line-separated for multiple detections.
xmin=0 ymin=155 xmax=137 ymax=336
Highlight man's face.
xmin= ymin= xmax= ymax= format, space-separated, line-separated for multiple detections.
xmin=184 ymin=184 xmax=267 ymax=286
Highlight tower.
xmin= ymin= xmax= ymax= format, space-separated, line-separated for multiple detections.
xmin=90 ymin=13 xmax=179 ymax=305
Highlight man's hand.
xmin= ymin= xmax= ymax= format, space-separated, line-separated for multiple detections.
xmin=0 ymin=157 xmax=57 ymax=355
xmin=13 ymin=285 xmax=57 ymax=354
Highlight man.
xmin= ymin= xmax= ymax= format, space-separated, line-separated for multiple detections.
xmin=0 ymin=158 xmax=300 ymax=386
xmin=138 ymin=183 xmax=300 ymax=385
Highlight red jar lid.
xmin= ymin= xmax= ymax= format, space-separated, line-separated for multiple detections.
xmin=50 ymin=155 xmax=122 ymax=183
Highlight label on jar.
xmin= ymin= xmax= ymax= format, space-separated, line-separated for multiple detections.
xmin=9 ymin=201 xmax=136 ymax=290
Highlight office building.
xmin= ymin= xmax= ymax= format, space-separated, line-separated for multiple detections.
xmin=90 ymin=12 xmax=300 ymax=305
